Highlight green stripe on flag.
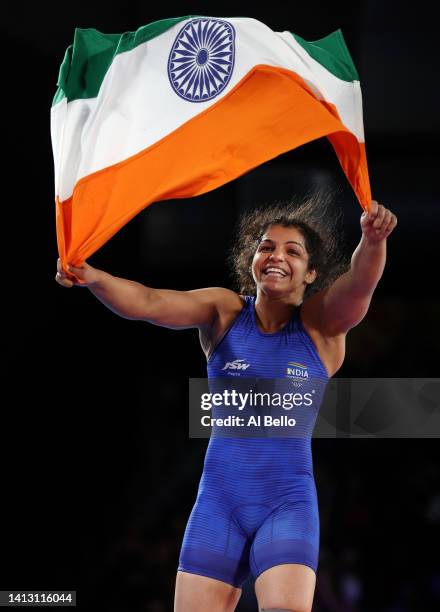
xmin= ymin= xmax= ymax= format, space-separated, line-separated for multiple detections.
xmin=52 ymin=15 xmax=199 ymax=105
xmin=292 ymin=29 xmax=359 ymax=82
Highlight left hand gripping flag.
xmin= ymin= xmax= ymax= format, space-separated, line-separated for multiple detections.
xmin=51 ymin=15 xmax=372 ymax=271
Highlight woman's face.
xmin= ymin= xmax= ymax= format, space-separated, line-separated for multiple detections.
xmin=251 ymin=224 xmax=317 ymax=298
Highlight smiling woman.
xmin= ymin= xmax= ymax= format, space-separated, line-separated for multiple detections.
xmin=55 ymin=186 xmax=397 ymax=611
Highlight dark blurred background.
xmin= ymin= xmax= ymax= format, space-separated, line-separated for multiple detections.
xmin=1 ymin=1 xmax=439 ymax=611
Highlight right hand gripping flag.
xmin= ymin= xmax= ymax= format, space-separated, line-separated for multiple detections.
xmin=51 ymin=15 xmax=372 ymax=271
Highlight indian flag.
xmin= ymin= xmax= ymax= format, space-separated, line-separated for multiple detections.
xmin=51 ymin=15 xmax=372 ymax=271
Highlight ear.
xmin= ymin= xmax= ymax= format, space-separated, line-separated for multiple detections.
xmin=305 ymin=268 xmax=317 ymax=284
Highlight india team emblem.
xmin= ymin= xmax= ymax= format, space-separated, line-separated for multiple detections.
xmin=168 ymin=18 xmax=236 ymax=102
xmin=286 ymin=361 xmax=309 ymax=381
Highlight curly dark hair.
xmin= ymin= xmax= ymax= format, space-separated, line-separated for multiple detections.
xmin=228 ymin=186 xmax=351 ymax=300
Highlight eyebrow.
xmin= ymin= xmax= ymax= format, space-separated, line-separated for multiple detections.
xmin=260 ymin=238 xmax=305 ymax=251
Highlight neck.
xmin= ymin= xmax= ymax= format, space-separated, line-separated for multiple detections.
xmin=254 ymin=291 xmax=302 ymax=333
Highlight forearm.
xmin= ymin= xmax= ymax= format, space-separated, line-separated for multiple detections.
xmin=88 ymin=270 xmax=154 ymax=320
xmin=348 ymin=234 xmax=387 ymax=296
xmin=316 ymin=201 xmax=395 ymax=335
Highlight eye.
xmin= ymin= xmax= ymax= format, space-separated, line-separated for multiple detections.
xmin=288 ymin=249 xmax=300 ymax=256
xmin=259 ymin=245 xmax=272 ymax=251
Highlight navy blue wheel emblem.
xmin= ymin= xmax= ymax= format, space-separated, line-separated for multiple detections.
xmin=168 ymin=18 xmax=236 ymax=103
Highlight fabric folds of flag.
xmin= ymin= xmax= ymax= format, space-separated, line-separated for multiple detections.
xmin=51 ymin=14 xmax=372 ymax=271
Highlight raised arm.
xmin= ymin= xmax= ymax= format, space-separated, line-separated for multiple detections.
xmin=55 ymin=259 xmax=237 ymax=330
xmin=305 ymin=200 xmax=398 ymax=337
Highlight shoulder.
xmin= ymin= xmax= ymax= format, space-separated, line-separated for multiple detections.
xmin=181 ymin=286 xmax=244 ymax=318
xmin=300 ymin=288 xmax=342 ymax=338
xmin=190 ymin=287 xmax=245 ymax=311
xmin=209 ymin=288 xmax=246 ymax=321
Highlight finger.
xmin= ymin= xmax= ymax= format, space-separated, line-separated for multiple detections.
xmin=375 ymin=214 xmax=396 ymax=237
xmin=368 ymin=200 xmax=379 ymax=218
xmin=373 ymin=208 xmax=391 ymax=229
xmin=67 ymin=263 xmax=84 ymax=274
xmin=55 ymin=272 xmax=73 ymax=287
xmin=384 ymin=215 xmax=398 ymax=234
xmin=56 ymin=268 xmax=74 ymax=280
xmin=66 ymin=265 xmax=87 ymax=284
xmin=372 ymin=205 xmax=387 ymax=228
xmin=57 ymin=258 xmax=72 ymax=275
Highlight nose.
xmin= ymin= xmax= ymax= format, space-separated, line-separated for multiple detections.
xmin=268 ymin=248 xmax=284 ymax=262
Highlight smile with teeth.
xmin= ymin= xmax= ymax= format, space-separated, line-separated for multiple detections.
xmin=263 ymin=267 xmax=288 ymax=278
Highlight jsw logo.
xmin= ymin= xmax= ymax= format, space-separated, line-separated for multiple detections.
xmin=222 ymin=359 xmax=251 ymax=371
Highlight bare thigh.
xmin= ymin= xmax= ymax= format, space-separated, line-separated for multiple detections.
xmin=254 ymin=563 xmax=316 ymax=612
xmin=174 ymin=570 xmax=242 ymax=612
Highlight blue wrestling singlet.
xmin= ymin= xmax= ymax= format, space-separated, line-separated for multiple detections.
xmin=178 ymin=295 xmax=329 ymax=588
